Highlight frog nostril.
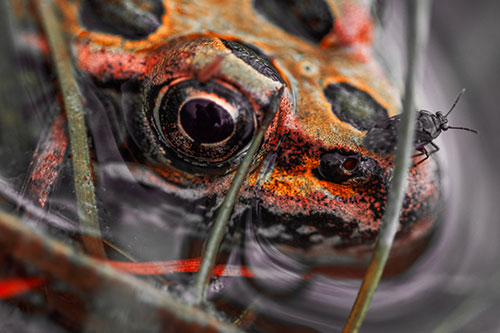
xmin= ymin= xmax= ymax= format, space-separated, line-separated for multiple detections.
xmin=342 ymin=157 xmax=359 ymax=172
xmin=317 ymin=152 xmax=367 ymax=184
xmin=318 ymin=153 xmax=350 ymax=183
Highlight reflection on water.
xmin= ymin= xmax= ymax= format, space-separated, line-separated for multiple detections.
xmin=1 ymin=1 xmax=500 ymax=332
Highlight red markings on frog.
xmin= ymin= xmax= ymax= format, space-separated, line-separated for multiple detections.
xmin=28 ymin=114 xmax=68 ymax=207
xmin=0 ymin=277 xmax=45 ymax=299
xmin=321 ymin=2 xmax=374 ymax=60
xmin=106 ymin=258 xmax=256 ymax=278
xmin=74 ymin=41 xmax=153 ymax=81
xmin=332 ymin=2 xmax=373 ymax=45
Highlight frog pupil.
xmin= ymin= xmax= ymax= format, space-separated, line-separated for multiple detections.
xmin=179 ymin=99 xmax=234 ymax=144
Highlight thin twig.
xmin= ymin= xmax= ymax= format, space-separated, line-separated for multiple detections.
xmin=101 ymin=240 xmax=172 ymax=285
xmin=37 ymin=0 xmax=105 ymax=258
xmin=192 ymin=88 xmax=283 ymax=304
xmin=343 ymin=0 xmax=433 ymax=331
xmin=102 ymin=239 xmax=137 ymax=262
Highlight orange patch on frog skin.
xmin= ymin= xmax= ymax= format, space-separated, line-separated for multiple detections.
xmin=256 ymin=159 xmax=439 ymax=234
xmin=298 ymin=101 xmax=362 ymax=148
xmin=264 ymin=171 xmax=354 ymax=199
xmin=252 ymin=154 xmax=383 ymax=229
xmin=261 ymin=156 xmax=355 ymax=198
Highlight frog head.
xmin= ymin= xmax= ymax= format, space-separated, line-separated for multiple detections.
xmin=65 ymin=0 xmax=441 ymax=276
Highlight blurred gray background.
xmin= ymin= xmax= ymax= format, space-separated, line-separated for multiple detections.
xmin=433 ymin=0 xmax=500 ymax=150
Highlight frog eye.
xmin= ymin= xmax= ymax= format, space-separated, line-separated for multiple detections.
xmin=178 ymin=99 xmax=235 ymax=143
xmin=317 ymin=151 xmax=374 ymax=184
xmin=152 ymin=79 xmax=256 ymax=167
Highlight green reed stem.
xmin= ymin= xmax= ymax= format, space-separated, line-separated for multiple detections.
xmin=192 ymin=88 xmax=283 ymax=305
xmin=343 ymin=1 xmax=432 ymax=331
xmin=37 ymin=0 xmax=105 ymax=258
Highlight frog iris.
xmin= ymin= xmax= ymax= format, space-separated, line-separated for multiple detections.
xmin=153 ymin=79 xmax=256 ymax=166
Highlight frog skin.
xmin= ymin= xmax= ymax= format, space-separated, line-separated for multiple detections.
xmin=16 ymin=0 xmax=441 ymax=277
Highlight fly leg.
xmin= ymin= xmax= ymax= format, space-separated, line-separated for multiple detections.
xmin=413 ymin=147 xmax=428 ymax=166
xmin=414 ymin=142 xmax=440 ymax=166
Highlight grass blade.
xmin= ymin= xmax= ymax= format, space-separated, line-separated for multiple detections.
xmin=343 ymin=0 xmax=433 ymax=331
xmin=192 ymin=88 xmax=283 ymax=304
xmin=36 ymin=0 xmax=105 ymax=258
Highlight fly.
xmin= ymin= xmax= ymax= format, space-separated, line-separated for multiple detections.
xmin=363 ymin=88 xmax=478 ymax=164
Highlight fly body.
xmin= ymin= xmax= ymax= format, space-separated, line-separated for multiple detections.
xmin=363 ymin=89 xmax=477 ymax=163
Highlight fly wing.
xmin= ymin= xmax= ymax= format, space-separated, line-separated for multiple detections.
xmin=414 ymin=112 xmax=437 ymax=149
xmin=362 ymin=117 xmax=400 ymax=153
xmin=363 ymin=127 xmax=398 ymax=153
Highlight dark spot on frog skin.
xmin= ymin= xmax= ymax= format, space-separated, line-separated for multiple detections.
xmin=80 ymin=0 xmax=164 ymax=40
xmin=253 ymin=0 xmax=334 ymax=44
xmin=324 ymin=82 xmax=389 ymax=131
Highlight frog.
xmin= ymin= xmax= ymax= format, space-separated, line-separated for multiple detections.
xmin=11 ymin=0 xmax=441 ymax=278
